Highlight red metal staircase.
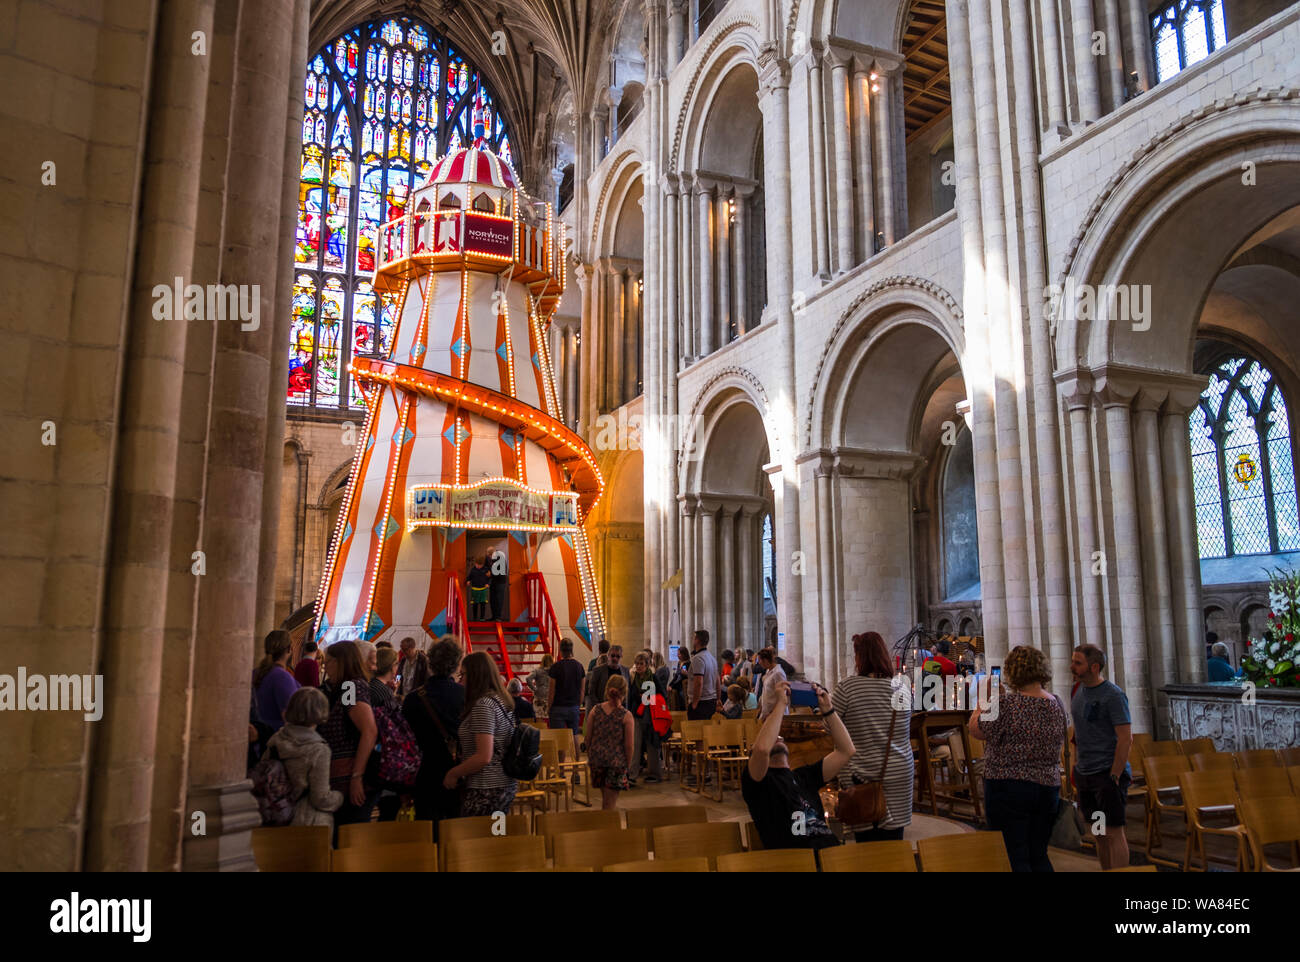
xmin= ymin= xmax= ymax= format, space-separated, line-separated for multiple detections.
xmin=446 ymin=572 xmax=560 ymax=681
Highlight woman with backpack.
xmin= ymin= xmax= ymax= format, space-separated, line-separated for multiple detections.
xmin=320 ymin=640 xmax=380 ymax=835
xmin=443 ymin=651 xmax=518 ymax=816
xmin=585 ymin=673 xmax=635 ymax=810
xmin=266 ymin=687 xmax=343 ymax=826
xmin=369 ymin=647 xmax=407 ymax=821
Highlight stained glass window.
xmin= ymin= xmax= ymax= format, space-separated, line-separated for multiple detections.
xmin=1152 ymin=0 xmax=1228 ymax=84
xmin=1188 ymin=353 xmax=1300 ymax=559
xmin=762 ymin=512 xmax=776 ymax=601
xmin=289 ymin=16 xmax=515 ymax=409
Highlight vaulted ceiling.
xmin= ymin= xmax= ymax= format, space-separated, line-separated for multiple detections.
xmin=309 ymin=0 xmax=630 ymax=187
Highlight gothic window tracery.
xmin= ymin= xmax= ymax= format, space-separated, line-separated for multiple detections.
xmin=1152 ymin=0 xmax=1228 ymax=83
xmin=289 ymin=16 xmax=514 ymax=410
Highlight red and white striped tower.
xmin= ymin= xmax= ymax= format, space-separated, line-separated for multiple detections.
xmin=313 ymin=146 xmax=604 ymax=674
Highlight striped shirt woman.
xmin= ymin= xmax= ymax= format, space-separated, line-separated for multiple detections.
xmin=831 ymin=632 xmax=913 ymax=841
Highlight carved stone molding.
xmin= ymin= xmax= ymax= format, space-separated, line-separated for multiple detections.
xmin=1165 ymin=683 xmax=1300 ymax=750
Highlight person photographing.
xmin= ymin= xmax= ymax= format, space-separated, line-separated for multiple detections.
xmin=741 ymin=680 xmax=855 ymax=851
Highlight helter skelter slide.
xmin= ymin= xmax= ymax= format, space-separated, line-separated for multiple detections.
xmin=313 ymin=145 xmax=604 ymax=678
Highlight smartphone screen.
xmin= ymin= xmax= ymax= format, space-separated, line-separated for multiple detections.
xmin=991 ymin=666 xmax=1002 ymax=679
xmin=788 ymin=681 xmax=819 ymax=708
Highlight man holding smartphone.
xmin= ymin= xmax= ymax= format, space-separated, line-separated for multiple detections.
xmin=741 ymin=680 xmax=856 ymax=851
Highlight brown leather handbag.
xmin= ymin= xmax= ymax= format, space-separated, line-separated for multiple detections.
xmin=835 ymin=709 xmax=898 ymax=828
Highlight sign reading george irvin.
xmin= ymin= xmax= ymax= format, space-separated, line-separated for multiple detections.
xmin=464 ymin=213 xmax=513 ymax=258
xmin=409 ymin=479 xmax=579 ymax=531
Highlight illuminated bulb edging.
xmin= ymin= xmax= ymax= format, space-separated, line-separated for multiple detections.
xmin=360 ymin=394 xmax=412 ymax=631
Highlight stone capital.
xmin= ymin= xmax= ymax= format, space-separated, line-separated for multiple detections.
xmin=1054 ymin=368 xmax=1094 ymax=411
xmin=830 ymin=447 xmax=923 ymax=480
xmin=757 ymin=44 xmax=791 ymax=94
xmin=590 ymin=103 xmax=610 ymax=122
xmin=604 ymin=85 xmax=624 ymax=108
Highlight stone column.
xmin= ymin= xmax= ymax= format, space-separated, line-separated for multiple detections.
xmin=851 ymin=63 xmax=875 ymax=259
xmin=605 ymin=85 xmax=624 ymax=146
xmin=1099 ymin=0 xmax=1126 ymax=110
xmin=872 ymin=65 xmax=898 ymax=247
xmin=663 ymin=175 xmax=680 ymax=375
xmin=700 ymin=501 xmax=718 ymax=640
xmin=715 ymin=188 xmax=731 ymax=342
xmin=696 ymin=180 xmax=715 ymax=356
xmin=576 ymin=265 xmax=594 ymax=432
xmin=738 ymin=505 xmax=758 ymax=651
xmin=1098 ymin=379 xmax=1152 ymax=733
xmin=1162 ymin=389 xmax=1208 ymax=684
xmin=682 ymin=498 xmax=697 ymax=634
xmin=718 ymin=506 xmax=736 ymax=651
xmin=1061 ymin=377 xmax=1104 ymax=648
xmin=732 ymin=185 xmax=750 ymax=334
xmin=679 ymin=175 xmax=695 ymax=359
xmin=626 ymin=270 xmax=641 ymax=399
xmin=1039 ymin=0 xmax=1069 ymax=133
xmin=1123 ymin=0 xmax=1156 ymax=93
xmin=758 ymin=49 xmax=803 ymax=666
xmin=184 ymin=0 xmax=298 ymax=872
xmin=667 ymin=0 xmax=687 ymax=70
xmin=815 ymin=462 xmax=838 ymax=681
xmin=807 ymin=47 xmax=831 ymax=278
xmin=1134 ymin=389 xmax=1177 ymax=735
xmin=590 ymin=262 xmax=606 ymax=417
xmin=591 ymin=103 xmax=610 ymax=161
xmin=86 ymin=0 xmax=216 ymax=872
xmin=1069 ymin=0 xmax=1103 ymax=122
xmin=827 ymin=48 xmax=855 ymax=273
xmin=608 ymin=265 xmax=626 ymax=408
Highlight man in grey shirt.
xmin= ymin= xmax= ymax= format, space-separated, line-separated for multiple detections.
xmin=688 ymin=629 xmax=720 ymax=720
xmin=1069 ymin=643 xmax=1133 ymax=871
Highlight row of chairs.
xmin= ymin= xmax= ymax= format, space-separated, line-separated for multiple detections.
xmin=255 ymin=812 xmax=1042 ymax=872
xmin=1140 ymin=745 xmax=1300 ymax=870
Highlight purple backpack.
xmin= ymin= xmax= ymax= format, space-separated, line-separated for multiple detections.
xmin=375 ymin=701 xmax=423 ymax=789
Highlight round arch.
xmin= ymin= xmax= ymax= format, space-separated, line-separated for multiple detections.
xmin=670 ymin=25 xmax=762 ymax=172
xmin=1054 ymin=95 xmax=1300 ymax=373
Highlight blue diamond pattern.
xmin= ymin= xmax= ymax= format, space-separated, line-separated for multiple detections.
xmin=452 ymin=338 xmax=466 ymax=358
xmin=428 ymin=608 xmax=448 ymax=636
xmin=496 ymin=343 xmax=508 ymax=362
xmin=362 ymin=611 xmax=386 ymax=640
xmin=443 ymin=426 xmax=458 ymax=446
xmin=511 ymin=529 xmax=528 ymax=545
xmin=392 ymin=426 xmax=414 ymax=446
xmin=342 ymin=522 xmax=353 ymax=542
xmin=374 ymin=516 xmax=399 ymax=541
xmin=574 ymin=610 xmax=590 ymax=643
xmin=314 ymin=612 xmax=331 ymax=642
xmin=531 ymin=352 xmax=540 ymax=368
xmin=411 ymin=342 xmax=426 ymax=358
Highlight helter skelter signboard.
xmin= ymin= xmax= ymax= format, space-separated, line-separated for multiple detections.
xmin=408 ymin=478 xmax=579 ymax=532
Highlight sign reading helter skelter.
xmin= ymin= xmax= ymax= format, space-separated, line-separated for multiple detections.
xmin=314 ymin=146 xmax=605 ymax=648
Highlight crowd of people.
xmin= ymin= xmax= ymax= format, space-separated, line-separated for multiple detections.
xmin=248 ymin=623 xmax=1134 ymax=871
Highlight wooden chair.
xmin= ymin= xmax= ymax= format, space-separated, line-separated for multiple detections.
xmin=251 ymin=825 xmax=331 ymax=872
xmin=1280 ymin=747 xmax=1300 ymax=767
xmin=445 ymin=834 xmax=547 ymax=872
xmin=604 ymin=856 xmax=710 ymax=872
xmin=625 ymin=805 xmax=710 ymax=849
xmin=331 ymin=842 xmax=438 ymax=872
xmin=741 ymin=708 xmax=759 ymax=720
xmin=1190 ymin=751 xmax=1234 ymax=773
xmin=741 ymin=717 xmax=761 ymax=749
xmin=553 ymin=827 xmax=649 ymax=870
xmin=820 ymin=840 xmax=917 ymax=872
xmin=1235 ymin=766 xmax=1295 ymax=801
xmin=536 ymin=808 xmax=622 ymax=859
xmin=678 ymin=720 xmax=708 ymax=790
xmin=652 ymin=821 xmax=744 ymax=869
xmin=1235 ymin=749 xmax=1280 ymax=769
xmin=740 ymin=820 xmax=765 ymax=851
xmin=1240 ymin=797 xmax=1300 ymax=871
xmin=547 ymin=728 xmax=592 ymax=807
xmin=1106 ymin=865 xmax=1159 ymax=872
xmin=701 ymin=725 xmax=747 ymax=801
xmin=1289 ymin=766 xmax=1300 ymax=795
xmin=1178 ymin=770 xmax=1244 ymax=871
xmin=529 ymin=741 xmax=571 ymax=812
xmin=717 ymin=848 xmax=818 ymax=872
xmin=1133 ymin=732 xmax=1154 ymax=751
xmin=337 ymin=819 xmax=433 ymax=849
xmin=1178 ymin=738 xmax=1216 ymax=758
xmin=1143 ymin=755 xmax=1190 ymax=864
xmin=1143 ymin=741 xmax=1182 ymax=758
xmin=438 ymin=814 xmax=531 ymax=872
xmin=916 ymin=832 xmax=1012 ymax=872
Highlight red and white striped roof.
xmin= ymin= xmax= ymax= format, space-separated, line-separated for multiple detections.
xmin=426 ymin=147 xmax=517 ymax=190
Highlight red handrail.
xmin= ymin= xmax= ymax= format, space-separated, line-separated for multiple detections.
xmin=447 ymin=576 xmax=470 ymax=652
xmin=524 ymin=572 xmax=561 ymax=655
xmin=495 ymin=622 xmax=515 ymax=679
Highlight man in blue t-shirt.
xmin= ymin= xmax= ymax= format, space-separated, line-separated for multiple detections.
xmin=1070 ymin=644 xmax=1133 ymax=871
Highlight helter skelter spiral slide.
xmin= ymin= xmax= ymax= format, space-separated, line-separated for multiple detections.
xmin=313 ymin=144 xmax=604 ymax=677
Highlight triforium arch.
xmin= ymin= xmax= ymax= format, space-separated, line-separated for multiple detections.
xmin=1053 ymin=96 xmax=1300 ymax=734
xmin=588 ymin=151 xmax=647 ymax=415
xmin=675 ymin=36 xmax=768 ymax=360
xmin=679 ymin=373 xmax=776 ymax=661
xmin=802 ymin=285 xmax=969 ymax=682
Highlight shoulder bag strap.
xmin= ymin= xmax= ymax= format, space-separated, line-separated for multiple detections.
xmin=418 ymin=689 xmax=456 ymax=745
xmin=879 ymin=707 xmax=898 ymax=782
